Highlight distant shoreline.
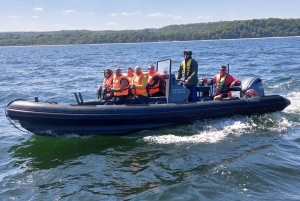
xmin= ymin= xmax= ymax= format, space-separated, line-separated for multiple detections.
xmin=1 ymin=18 xmax=299 ymax=47
xmin=0 ymin=36 xmax=299 ymax=48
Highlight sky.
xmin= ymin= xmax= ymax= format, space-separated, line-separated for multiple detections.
xmin=1 ymin=0 xmax=300 ymax=32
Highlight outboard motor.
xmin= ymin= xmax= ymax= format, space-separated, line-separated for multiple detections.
xmin=241 ymin=77 xmax=265 ymax=97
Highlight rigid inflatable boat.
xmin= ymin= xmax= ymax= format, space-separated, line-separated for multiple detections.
xmin=5 ymin=59 xmax=291 ymax=136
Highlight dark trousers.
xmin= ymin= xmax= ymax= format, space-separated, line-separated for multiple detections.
xmin=150 ymin=91 xmax=164 ymax=97
xmin=114 ymin=95 xmax=128 ymax=105
xmin=186 ymin=84 xmax=198 ymax=102
xmin=128 ymin=95 xmax=148 ymax=104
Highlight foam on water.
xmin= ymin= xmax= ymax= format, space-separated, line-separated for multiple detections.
xmin=285 ymin=91 xmax=300 ymax=113
xmin=143 ymin=113 xmax=292 ymax=145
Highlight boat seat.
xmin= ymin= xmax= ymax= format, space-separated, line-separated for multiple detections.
xmin=206 ymin=78 xmax=214 ymax=85
xmin=145 ymin=77 xmax=167 ymax=103
xmin=197 ymin=79 xmax=211 ymax=99
xmin=159 ymin=78 xmax=166 ymax=96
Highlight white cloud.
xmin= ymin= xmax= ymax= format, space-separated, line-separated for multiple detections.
xmin=121 ymin=11 xmax=141 ymax=16
xmin=197 ymin=15 xmax=212 ymax=19
xmin=147 ymin=12 xmax=164 ymax=17
xmin=62 ymin=10 xmax=75 ymax=14
xmin=33 ymin=7 xmax=44 ymax=11
xmin=173 ymin=16 xmax=182 ymax=19
xmin=147 ymin=12 xmax=176 ymax=18
xmin=110 ymin=13 xmax=117 ymax=16
xmin=107 ymin=22 xmax=117 ymax=26
xmin=32 ymin=16 xmax=39 ymax=18
xmin=121 ymin=12 xmax=131 ymax=16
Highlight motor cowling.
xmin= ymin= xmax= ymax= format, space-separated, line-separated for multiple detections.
xmin=241 ymin=77 xmax=265 ymax=96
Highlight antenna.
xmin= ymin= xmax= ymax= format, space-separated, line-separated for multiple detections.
xmin=227 ymin=62 xmax=229 ymax=74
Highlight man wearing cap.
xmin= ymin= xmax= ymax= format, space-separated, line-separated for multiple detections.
xmin=177 ymin=50 xmax=199 ymax=102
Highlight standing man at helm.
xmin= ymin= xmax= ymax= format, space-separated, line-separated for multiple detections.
xmin=177 ymin=50 xmax=199 ymax=102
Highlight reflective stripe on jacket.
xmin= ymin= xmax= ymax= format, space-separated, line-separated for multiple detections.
xmin=181 ymin=59 xmax=192 ymax=76
xmin=216 ymin=73 xmax=229 ymax=93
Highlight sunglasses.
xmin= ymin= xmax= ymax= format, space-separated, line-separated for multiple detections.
xmin=220 ymin=69 xmax=226 ymax=71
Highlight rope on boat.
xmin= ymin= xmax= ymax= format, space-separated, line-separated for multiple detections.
xmin=5 ymin=99 xmax=31 ymax=134
xmin=6 ymin=115 xmax=30 ymax=134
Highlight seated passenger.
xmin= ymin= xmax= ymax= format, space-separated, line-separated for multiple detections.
xmin=202 ymin=65 xmax=239 ymax=100
xmin=128 ymin=66 xmax=148 ymax=104
xmin=126 ymin=67 xmax=134 ymax=83
xmin=108 ymin=68 xmax=130 ymax=105
xmin=243 ymin=89 xmax=259 ymax=98
xmin=98 ymin=68 xmax=114 ymax=100
xmin=146 ymin=65 xmax=164 ymax=97
xmin=126 ymin=67 xmax=134 ymax=98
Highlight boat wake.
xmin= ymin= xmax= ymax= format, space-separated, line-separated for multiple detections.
xmin=143 ymin=112 xmax=292 ymax=145
xmin=143 ymin=91 xmax=299 ymax=145
xmin=285 ymin=91 xmax=300 ymax=113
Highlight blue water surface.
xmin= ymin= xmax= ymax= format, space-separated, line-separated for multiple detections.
xmin=0 ymin=37 xmax=300 ymax=200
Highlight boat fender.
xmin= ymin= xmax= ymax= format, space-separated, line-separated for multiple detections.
xmin=243 ymin=89 xmax=259 ymax=98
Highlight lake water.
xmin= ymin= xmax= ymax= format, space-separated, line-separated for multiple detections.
xmin=1 ymin=37 xmax=300 ymax=200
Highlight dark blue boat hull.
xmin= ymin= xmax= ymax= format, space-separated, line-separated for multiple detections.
xmin=5 ymin=95 xmax=290 ymax=136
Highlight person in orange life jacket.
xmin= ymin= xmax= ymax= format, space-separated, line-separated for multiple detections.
xmin=98 ymin=68 xmax=114 ymax=99
xmin=145 ymin=65 xmax=164 ymax=97
xmin=126 ymin=67 xmax=134 ymax=98
xmin=177 ymin=50 xmax=199 ymax=102
xmin=202 ymin=65 xmax=239 ymax=100
xmin=126 ymin=67 xmax=134 ymax=82
xmin=107 ymin=68 xmax=130 ymax=105
xmin=128 ymin=66 xmax=148 ymax=104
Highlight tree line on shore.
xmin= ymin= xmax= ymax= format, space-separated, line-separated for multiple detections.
xmin=0 ymin=18 xmax=299 ymax=46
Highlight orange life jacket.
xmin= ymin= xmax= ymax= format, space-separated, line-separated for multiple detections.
xmin=103 ymin=74 xmax=114 ymax=93
xmin=113 ymin=75 xmax=130 ymax=96
xmin=148 ymin=72 xmax=160 ymax=95
xmin=132 ymin=73 xmax=147 ymax=95
xmin=126 ymin=75 xmax=134 ymax=83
